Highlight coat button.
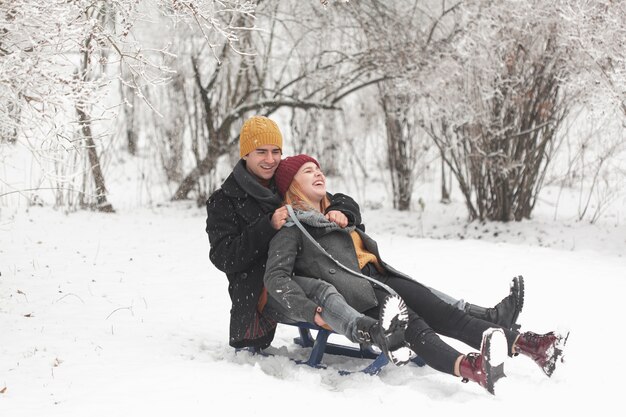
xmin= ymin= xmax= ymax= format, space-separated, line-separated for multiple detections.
xmin=329 ymin=268 xmax=336 ymax=274
xmin=241 ymin=273 xmax=248 ymax=279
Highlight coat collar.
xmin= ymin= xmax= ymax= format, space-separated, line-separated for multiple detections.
xmin=221 ymin=160 xmax=282 ymax=213
xmin=221 ymin=172 xmax=247 ymax=198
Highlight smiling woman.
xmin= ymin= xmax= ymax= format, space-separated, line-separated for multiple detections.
xmin=262 ymin=153 xmax=569 ymax=395
xmin=276 ymin=155 xmax=329 ymax=212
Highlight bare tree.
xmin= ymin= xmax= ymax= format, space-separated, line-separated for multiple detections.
xmin=0 ymin=0 xmax=256 ymax=210
xmin=0 ymin=1 xmax=150 ymax=210
xmin=564 ymin=1 xmax=626 ymax=117
xmin=378 ymin=89 xmax=419 ymax=210
xmin=416 ymin=2 xmax=575 ymax=221
xmin=332 ymin=0 xmax=626 ymax=221
xmin=332 ymin=0 xmax=461 ymax=210
xmin=163 ymin=0 xmax=387 ymax=202
xmin=547 ymin=106 xmax=626 ymax=223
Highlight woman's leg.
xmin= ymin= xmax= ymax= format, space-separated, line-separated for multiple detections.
xmin=263 ymin=295 xmax=300 ymax=324
xmin=291 ymin=276 xmax=364 ymax=342
xmin=427 ymin=278 xmax=525 ymax=332
xmin=376 ymin=266 xmax=523 ymax=330
xmin=266 ymin=276 xmax=409 ymax=362
xmin=384 ymin=276 xmax=568 ymax=379
xmin=382 ymin=274 xmax=519 ymax=353
xmin=263 ymin=276 xmax=362 ymax=340
xmin=364 ymin=287 xmax=462 ymax=375
xmin=427 ymin=286 xmax=466 ymax=310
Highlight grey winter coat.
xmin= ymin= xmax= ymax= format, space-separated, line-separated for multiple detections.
xmin=263 ymin=213 xmax=411 ymax=322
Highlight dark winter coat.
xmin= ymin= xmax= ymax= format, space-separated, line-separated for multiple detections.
xmin=263 ymin=211 xmax=412 ymax=323
xmin=206 ymin=160 xmax=362 ymax=349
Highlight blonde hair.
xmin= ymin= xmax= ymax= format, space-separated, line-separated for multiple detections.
xmin=283 ymin=179 xmax=330 ymax=213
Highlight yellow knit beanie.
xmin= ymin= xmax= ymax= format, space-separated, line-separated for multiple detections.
xmin=239 ymin=116 xmax=283 ymax=157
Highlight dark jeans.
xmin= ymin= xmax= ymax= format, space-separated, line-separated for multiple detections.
xmin=361 ymin=264 xmax=518 ymax=375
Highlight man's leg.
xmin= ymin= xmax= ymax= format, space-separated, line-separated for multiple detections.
xmin=429 ymin=276 xmax=525 ymax=331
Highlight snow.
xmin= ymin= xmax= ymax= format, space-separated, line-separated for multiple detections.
xmin=2 ymin=195 xmax=625 ymax=416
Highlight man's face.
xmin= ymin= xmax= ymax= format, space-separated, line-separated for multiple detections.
xmin=243 ymin=145 xmax=282 ymax=181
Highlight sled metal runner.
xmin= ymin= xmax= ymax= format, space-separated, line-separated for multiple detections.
xmin=240 ymin=322 xmax=425 ymax=376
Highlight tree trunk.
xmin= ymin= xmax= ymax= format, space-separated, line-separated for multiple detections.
xmin=440 ymin=157 xmax=450 ymax=204
xmin=171 ymin=144 xmax=220 ymax=201
xmin=76 ymin=105 xmax=115 ymax=213
xmin=380 ymin=91 xmax=415 ymax=211
xmin=125 ymin=96 xmax=137 ymax=156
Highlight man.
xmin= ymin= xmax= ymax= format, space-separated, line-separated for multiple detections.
xmin=206 ymin=115 xmax=523 ymax=350
xmin=206 ymin=116 xmax=363 ymax=349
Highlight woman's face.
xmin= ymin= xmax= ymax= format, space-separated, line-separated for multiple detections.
xmin=293 ymin=161 xmax=326 ymax=203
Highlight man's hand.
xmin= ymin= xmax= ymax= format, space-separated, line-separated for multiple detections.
xmin=325 ymin=210 xmax=348 ymax=228
xmin=271 ymin=206 xmax=289 ymax=230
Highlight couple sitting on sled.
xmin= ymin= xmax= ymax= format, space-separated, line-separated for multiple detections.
xmin=206 ymin=116 xmax=568 ymax=395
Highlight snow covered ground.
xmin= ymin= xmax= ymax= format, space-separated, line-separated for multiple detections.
xmin=2 ymin=190 xmax=625 ymax=416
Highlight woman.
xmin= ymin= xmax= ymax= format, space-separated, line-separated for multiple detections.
xmin=261 ymin=267 xmax=412 ymax=366
xmin=264 ymin=154 xmax=568 ymax=395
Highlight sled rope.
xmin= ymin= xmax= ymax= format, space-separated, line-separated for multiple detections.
xmin=286 ymin=204 xmax=398 ymax=297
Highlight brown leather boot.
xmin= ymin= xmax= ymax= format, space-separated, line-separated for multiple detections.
xmin=514 ymin=331 xmax=569 ymax=377
xmin=459 ymin=328 xmax=507 ymax=395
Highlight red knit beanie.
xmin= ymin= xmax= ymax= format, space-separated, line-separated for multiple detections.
xmin=275 ymin=154 xmax=320 ymax=196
